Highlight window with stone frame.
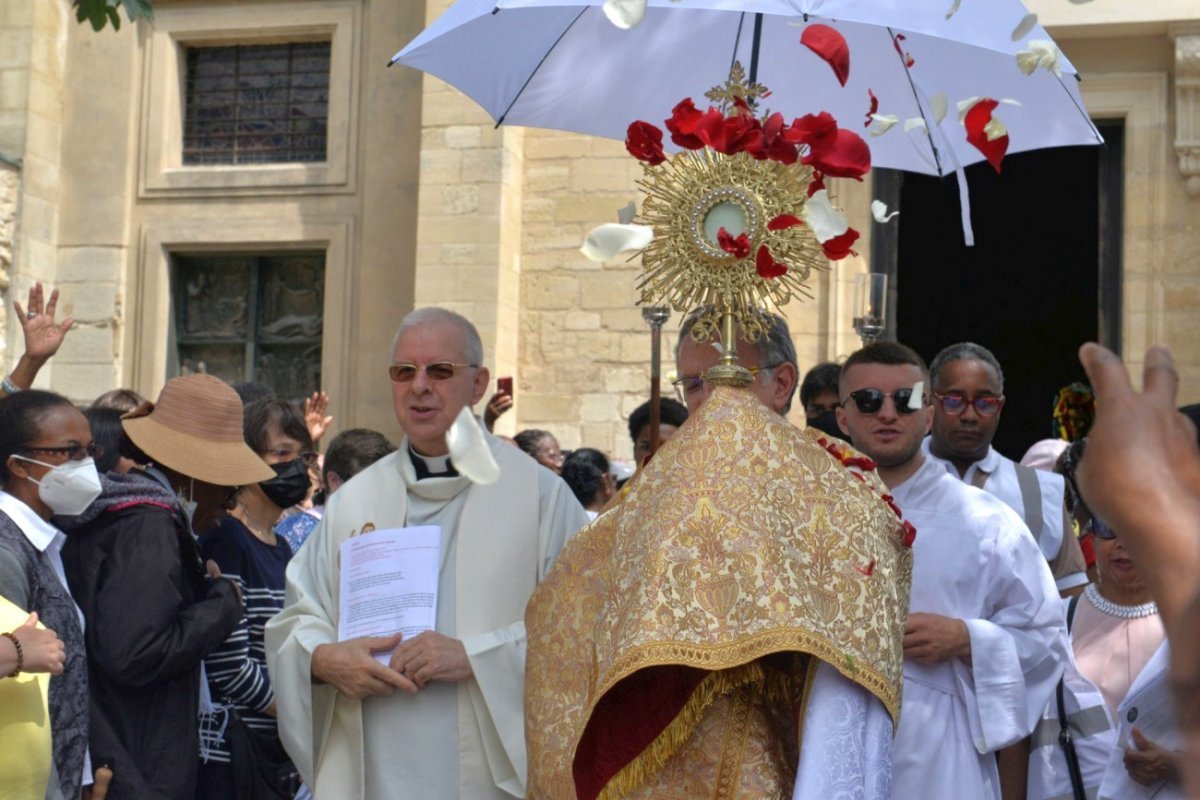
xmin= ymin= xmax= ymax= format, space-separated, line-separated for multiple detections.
xmin=171 ymin=253 xmax=324 ymax=401
xmin=182 ymin=41 xmax=331 ymax=165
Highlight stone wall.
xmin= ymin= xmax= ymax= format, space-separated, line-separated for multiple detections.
xmin=0 ymin=159 xmax=17 ymax=365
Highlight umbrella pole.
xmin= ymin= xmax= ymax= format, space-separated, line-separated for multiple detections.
xmin=748 ymin=13 xmax=764 ymax=84
xmin=642 ymin=306 xmax=670 ymax=459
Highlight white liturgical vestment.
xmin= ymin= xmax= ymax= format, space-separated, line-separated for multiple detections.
xmin=266 ymin=434 xmax=587 ymax=800
xmin=889 ymin=457 xmax=1068 ymax=799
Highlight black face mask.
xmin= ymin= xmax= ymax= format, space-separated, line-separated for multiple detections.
xmin=807 ymin=409 xmax=851 ymax=443
xmin=260 ymin=459 xmax=312 ymax=509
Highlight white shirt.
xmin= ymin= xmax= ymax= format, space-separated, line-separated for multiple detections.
xmin=889 ymin=458 xmax=1068 ymax=799
xmin=921 ymin=439 xmax=1088 ymax=591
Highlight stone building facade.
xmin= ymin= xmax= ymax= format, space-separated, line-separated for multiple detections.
xmin=1 ymin=0 xmax=1199 ymax=461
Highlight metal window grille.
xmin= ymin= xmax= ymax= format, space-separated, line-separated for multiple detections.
xmin=171 ymin=252 xmax=325 ymax=402
xmin=183 ymin=42 xmax=330 ymax=165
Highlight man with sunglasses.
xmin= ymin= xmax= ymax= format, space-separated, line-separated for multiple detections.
xmin=923 ymin=342 xmax=1089 ymax=595
xmin=267 ymin=307 xmax=587 ymax=800
xmin=836 ymin=342 xmax=1068 ymax=800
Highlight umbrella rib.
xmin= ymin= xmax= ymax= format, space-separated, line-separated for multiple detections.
xmin=495 ymin=7 xmax=589 ymax=128
xmin=1053 ymin=72 xmax=1105 ymax=145
xmin=887 ymin=26 xmax=945 ymax=177
xmin=729 ymin=12 xmax=747 ymax=83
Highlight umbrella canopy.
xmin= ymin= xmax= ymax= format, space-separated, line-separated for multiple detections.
xmin=393 ymin=0 xmax=1102 ymax=177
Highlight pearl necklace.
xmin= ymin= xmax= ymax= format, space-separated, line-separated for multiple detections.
xmin=1085 ymin=584 xmax=1158 ymax=619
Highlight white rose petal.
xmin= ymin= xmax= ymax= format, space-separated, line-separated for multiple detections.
xmin=617 ymin=200 xmax=637 ymax=225
xmin=1011 ymin=13 xmax=1038 ymax=41
xmin=904 ymin=117 xmax=928 ymax=134
xmin=602 ymin=0 xmax=648 ymax=29
xmin=931 ymin=92 xmax=949 ymax=123
xmin=871 ymin=200 xmax=900 ymax=223
xmin=869 ymin=114 xmax=900 ymax=136
xmin=908 ymin=381 xmax=924 ymax=410
xmin=983 ymin=116 xmax=1008 ymax=141
xmin=1016 ymin=40 xmax=1062 ymax=78
xmin=945 ymin=0 xmax=962 ymax=19
xmin=802 ymin=190 xmax=850 ymax=243
xmin=580 ymin=223 xmax=653 ymax=261
xmin=1000 ymin=98 xmax=1023 ymax=107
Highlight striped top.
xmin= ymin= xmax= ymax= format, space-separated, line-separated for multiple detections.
xmin=197 ymin=516 xmax=292 ymax=763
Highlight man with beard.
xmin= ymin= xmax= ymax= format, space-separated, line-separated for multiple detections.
xmin=835 ymin=341 xmax=1067 ymax=798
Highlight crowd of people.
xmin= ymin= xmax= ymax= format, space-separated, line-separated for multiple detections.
xmin=0 ymin=282 xmax=1198 ymax=800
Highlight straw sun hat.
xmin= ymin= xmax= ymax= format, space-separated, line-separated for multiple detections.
xmin=122 ymin=374 xmax=275 ymax=486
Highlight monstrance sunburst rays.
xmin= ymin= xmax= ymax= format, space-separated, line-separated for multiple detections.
xmin=635 ymin=148 xmax=824 ymax=344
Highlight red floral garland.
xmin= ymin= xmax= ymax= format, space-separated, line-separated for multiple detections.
xmin=816 ymin=436 xmax=917 ymax=549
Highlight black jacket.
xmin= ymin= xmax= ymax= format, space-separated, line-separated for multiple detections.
xmin=59 ymin=472 xmax=241 ymax=800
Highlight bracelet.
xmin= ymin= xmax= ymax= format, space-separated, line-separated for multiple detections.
xmin=1 ymin=375 xmax=19 ymax=395
xmin=1 ymin=631 xmax=23 ymax=677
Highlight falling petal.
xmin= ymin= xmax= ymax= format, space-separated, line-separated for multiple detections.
xmin=908 ymin=382 xmax=924 ymax=409
xmin=945 ymin=0 xmax=962 ymax=20
xmin=822 ymin=228 xmax=860 ymax=260
xmin=756 ymin=245 xmax=788 ymax=279
xmin=1011 ymin=13 xmax=1038 ymax=41
xmin=871 ymin=200 xmax=900 ymax=223
xmin=869 ymin=114 xmax=899 ymax=136
xmin=617 ymin=201 xmax=637 ymax=225
xmin=801 ymin=190 xmax=850 ymax=242
xmin=963 ymin=99 xmax=1009 ymax=172
xmin=864 ymin=89 xmax=879 ymax=128
xmin=1016 ymin=49 xmax=1040 ymax=75
xmin=801 ymin=24 xmax=851 ymax=87
xmin=1000 ymin=98 xmax=1023 ymax=107
xmin=602 ymin=0 xmax=648 ymax=29
xmin=580 ymin=223 xmax=653 ymax=261
xmin=983 ymin=116 xmax=1007 ymax=142
xmin=904 ymin=117 xmax=928 ymax=134
xmin=957 ymin=96 xmax=981 ymax=123
xmin=767 ymin=214 xmax=805 ymax=231
xmin=931 ymin=92 xmax=949 ymax=123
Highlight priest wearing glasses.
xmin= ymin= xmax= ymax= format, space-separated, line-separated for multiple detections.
xmin=267 ymin=307 xmax=587 ymax=800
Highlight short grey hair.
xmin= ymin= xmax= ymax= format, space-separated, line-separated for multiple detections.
xmin=929 ymin=342 xmax=1004 ymax=393
xmin=675 ymin=307 xmax=799 ymax=413
xmin=391 ymin=307 xmax=484 ymax=366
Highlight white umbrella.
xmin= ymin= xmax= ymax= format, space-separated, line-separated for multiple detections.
xmin=392 ymin=0 xmax=1102 ymax=178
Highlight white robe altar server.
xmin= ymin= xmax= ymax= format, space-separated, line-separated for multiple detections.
xmin=835 ymin=342 xmax=1068 ymax=800
xmin=266 ymin=308 xmax=587 ymax=799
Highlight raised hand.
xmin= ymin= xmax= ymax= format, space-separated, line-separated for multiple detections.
xmin=13 ymin=283 xmax=75 ymax=365
xmin=304 ymin=391 xmax=334 ymax=444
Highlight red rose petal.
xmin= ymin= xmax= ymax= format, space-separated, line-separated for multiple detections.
xmin=822 ymin=227 xmax=860 ymax=260
xmin=767 ymin=214 xmax=804 ymax=231
xmin=803 ymin=128 xmax=871 ymax=180
xmin=864 ymin=89 xmax=879 ymax=128
xmin=755 ymin=245 xmax=788 ymax=279
xmin=963 ymin=98 xmax=1009 ymax=173
xmin=665 ymin=99 xmax=705 ymax=150
xmin=801 ymin=24 xmax=851 ymax=87
xmin=893 ymin=33 xmax=915 ymax=68
xmin=717 ymin=227 xmax=752 ymax=258
xmin=624 ymin=121 xmax=666 ymax=166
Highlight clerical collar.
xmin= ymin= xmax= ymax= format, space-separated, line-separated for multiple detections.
xmin=408 ymin=446 xmax=459 ymax=480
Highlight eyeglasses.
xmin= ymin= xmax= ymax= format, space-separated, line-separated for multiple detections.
xmin=1086 ymin=518 xmax=1117 ymax=540
xmin=22 ymin=443 xmax=96 ymax=462
xmin=841 ymin=388 xmax=923 ymax=415
xmin=388 ymin=362 xmax=478 ymax=383
xmin=933 ymin=392 xmax=1004 ymax=416
xmin=671 ymin=365 xmax=775 ymax=403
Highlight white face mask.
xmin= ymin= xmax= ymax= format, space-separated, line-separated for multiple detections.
xmin=14 ymin=456 xmax=103 ymax=516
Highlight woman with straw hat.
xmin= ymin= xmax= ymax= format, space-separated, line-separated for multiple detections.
xmin=60 ymin=374 xmax=273 ymax=800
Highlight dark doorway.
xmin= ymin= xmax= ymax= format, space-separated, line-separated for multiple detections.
xmin=871 ymin=119 xmax=1124 ymax=460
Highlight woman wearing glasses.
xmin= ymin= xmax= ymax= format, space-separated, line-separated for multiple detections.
xmin=194 ymin=399 xmax=309 ymax=798
xmin=0 ymin=390 xmax=94 ymax=800
xmin=1028 ymin=440 xmax=1183 ymax=799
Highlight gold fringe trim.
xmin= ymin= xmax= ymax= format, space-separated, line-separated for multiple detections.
xmin=595 ymin=662 xmax=800 ymax=800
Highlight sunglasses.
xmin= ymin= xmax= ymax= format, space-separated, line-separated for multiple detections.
xmin=388 ymin=362 xmax=478 ymax=383
xmin=22 ymin=443 xmax=96 ymax=461
xmin=933 ymin=392 xmax=1004 ymax=416
xmin=842 ymin=388 xmax=922 ymax=415
xmin=1087 ymin=518 xmax=1117 ymax=540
